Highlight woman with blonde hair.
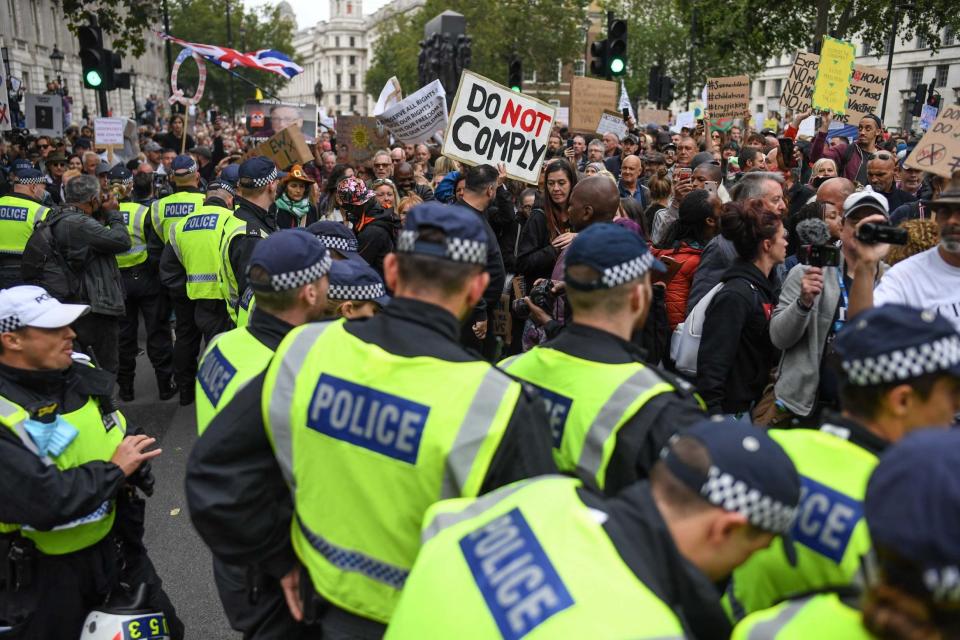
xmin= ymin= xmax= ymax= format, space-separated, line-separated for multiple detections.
xmin=396 ymin=193 xmax=423 ymax=225
xmin=810 ymin=157 xmax=838 ymax=183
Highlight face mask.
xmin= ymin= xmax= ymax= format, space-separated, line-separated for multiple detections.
xmin=23 ymin=415 xmax=79 ymax=457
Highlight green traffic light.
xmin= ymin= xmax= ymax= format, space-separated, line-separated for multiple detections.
xmin=610 ymin=58 xmax=625 ymax=75
xmin=511 ymin=86 xmax=521 ymax=92
xmin=86 ymin=69 xmax=103 ymax=87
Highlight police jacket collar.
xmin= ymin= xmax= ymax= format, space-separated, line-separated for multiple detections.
xmin=0 ymin=361 xmax=112 ymax=415
xmin=204 ymin=196 xmax=230 ymax=209
xmin=247 ymin=307 xmax=295 ymax=351
xmin=819 ymin=411 xmax=889 ymax=457
xmin=544 ymin=322 xmax=647 ymax=365
xmin=382 ymin=297 xmax=461 ymax=344
xmin=5 ymin=192 xmax=44 ymax=205
xmin=580 ymin=481 xmax=732 ymax=639
xmin=235 ymin=197 xmax=277 ymax=232
xmin=174 ymin=186 xmax=203 ymax=194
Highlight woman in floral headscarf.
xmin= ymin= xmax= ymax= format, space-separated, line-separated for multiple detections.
xmin=276 ymin=164 xmax=319 ymax=228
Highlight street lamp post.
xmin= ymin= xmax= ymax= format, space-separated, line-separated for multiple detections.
xmin=130 ymin=69 xmax=139 ymax=120
xmin=50 ymin=44 xmax=65 ymax=94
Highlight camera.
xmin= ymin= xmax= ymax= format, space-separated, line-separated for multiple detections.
xmin=856 ymin=222 xmax=908 ymax=246
xmin=797 ymin=243 xmax=841 ymax=268
xmin=512 ymin=280 xmax=556 ymax=320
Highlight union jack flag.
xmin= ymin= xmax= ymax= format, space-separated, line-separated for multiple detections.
xmin=158 ymin=33 xmax=303 ymax=80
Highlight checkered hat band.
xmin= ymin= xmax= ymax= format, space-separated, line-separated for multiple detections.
xmin=328 ymin=282 xmax=386 ymax=301
xmin=268 ymin=253 xmax=332 ymax=291
xmin=16 ymin=175 xmax=46 ymax=185
xmin=396 ymin=230 xmax=486 ymax=265
xmin=601 ymin=253 xmax=655 ymax=288
xmin=0 ymin=315 xmax=23 ymax=333
xmin=841 ymin=334 xmax=960 ymax=386
xmin=700 ymin=465 xmax=797 ymax=534
xmin=174 ymin=162 xmax=198 ymax=175
xmin=923 ymin=566 xmax=960 ymax=603
xmin=321 ymin=236 xmax=358 ymax=252
xmin=243 ymin=168 xmax=279 ymax=188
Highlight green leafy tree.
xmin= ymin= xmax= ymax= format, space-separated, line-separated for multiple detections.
xmin=366 ymin=0 xmax=589 ymax=100
xmin=57 ymin=1 xmax=162 ymax=57
xmin=168 ymin=0 xmax=298 ymax=113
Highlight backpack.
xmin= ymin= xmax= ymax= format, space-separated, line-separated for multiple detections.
xmin=21 ymin=214 xmax=84 ymax=301
xmin=670 ymin=282 xmax=724 ymax=377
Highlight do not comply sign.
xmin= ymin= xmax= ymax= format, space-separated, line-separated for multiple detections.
xmin=442 ymin=70 xmax=557 ymax=185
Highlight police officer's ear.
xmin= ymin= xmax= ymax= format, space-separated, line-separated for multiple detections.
xmin=383 ymin=253 xmax=400 ymax=292
xmin=465 ymin=269 xmax=490 ymax=309
xmin=883 ymin=383 xmax=921 ymax=420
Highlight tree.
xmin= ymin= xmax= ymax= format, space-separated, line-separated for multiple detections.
xmin=56 ymin=1 xmax=162 ymax=57
xmin=168 ymin=0 xmax=298 ymax=114
xmin=366 ymin=0 xmax=589 ymax=100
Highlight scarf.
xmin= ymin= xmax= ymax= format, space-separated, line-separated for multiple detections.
xmin=277 ymin=193 xmax=311 ymax=220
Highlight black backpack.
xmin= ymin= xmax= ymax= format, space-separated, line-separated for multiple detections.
xmin=21 ymin=213 xmax=84 ymax=301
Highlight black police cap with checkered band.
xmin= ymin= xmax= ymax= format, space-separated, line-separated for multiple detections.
xmin=307 ymin=221 xmax=360 ymax=254
xmin=564 ymin=222 xmax=666 ymax=291
xmin=327 ymin=258 xmax=390 ymax=306
xmin=238 ymin=156 xmax=286 ymax=189
xmin=834 ymin=304 xmax=960 ymax=387
xmin=246 ymin=229 xmax=331 ymax=293
xmin=396 ymin=202 xmax=488 ymax=266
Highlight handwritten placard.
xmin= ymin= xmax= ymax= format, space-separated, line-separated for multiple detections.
xmin=596 ymin=110 xmax=628 ymax=139
xmin=812 ymin=37 xmax=856 ymax=115
xmin=636 ymin=108 xmax=671 ymax=126
xmin=249 ymin=124 xmax=312 ymax=169
xmin=706 ymin=75 xmax=751 ymax=120
xmin=569 ymin=76 xmax=618 ymax=133
xmin=904 ymin=104 xmax=960 ymax=178
xmin=94 ymin=117 xmax=125 ymax=146
xmin=780 ymin=51 xmax=887 ymax=126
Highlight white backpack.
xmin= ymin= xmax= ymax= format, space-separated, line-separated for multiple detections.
xmin=669 ymin=282 xmax=725 ymax=377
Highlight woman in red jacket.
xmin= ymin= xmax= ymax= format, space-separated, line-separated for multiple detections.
xmin=652 ymin=189 xmax=721 ymax=329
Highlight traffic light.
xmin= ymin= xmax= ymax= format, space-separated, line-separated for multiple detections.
xmin=78 ymin=24 xmax=107 ymax=89
xmin=508 ymin=56 xmax=522 ymax=93
xmin=105 ymin=50 xmax=122 ymax=90
xmin=659 ymin=76 xmax=675 ymax=106
xmin=927 ymin=80 xmax=941 ymax=110
xmin=115 ymin=72 xmax=131 ymax=90
xmin=589 ymin=38 xmax=608 ymax=77
xmin=912 ymin=83 xmax=926 ymax=117
xmin=648 ymin=65 xmax=661 ymax=103
xmin=606 ymin=18 xmax=627 ymax=77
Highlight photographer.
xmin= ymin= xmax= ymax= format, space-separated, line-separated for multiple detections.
xmin=767 ymin=190 xmax=890 ymax=424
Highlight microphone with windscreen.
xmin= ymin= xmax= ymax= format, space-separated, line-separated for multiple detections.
xmin=796 ymin=218 xmax=840 ymax=267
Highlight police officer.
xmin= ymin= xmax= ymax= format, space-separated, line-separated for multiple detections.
xmin=503 ymin=223 xmax=705 ymax=493
xmin=160 ymin=179 xmax=237 ymax=405
xmin=149 ymin=154 xmax=206 ymax=247
xmin=326 ymin=258 xmax=390 ymax=319
xmin=733 ymin=429 xmax=960 ymax=639
xmin=726 ymin=304 xmax=960 ymax=620
xmin=196 ymin=229 xmax=332 ymax=639
xmin=387 ymin=417 xmax=801 ymax=639
xmin=217 ymin=157 xmax=280 ymax=327
xmin=307 ymin=220 xmax=361 ymax=261
xmin=187 ymin=202 xmax=556 ymax=638
xmin=0 ymin=286 xmax=181 ymax=638
xmin=109 ymin=165 xmax=175 ymax=403
xmin=0 ymin=167 xmax=50 ymax=289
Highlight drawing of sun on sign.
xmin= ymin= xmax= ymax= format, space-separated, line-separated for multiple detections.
xmin=915 ymin=143 xmax=947 ymax=166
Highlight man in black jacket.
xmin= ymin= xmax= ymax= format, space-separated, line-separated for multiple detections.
xmin=49 ymin=174 xmax=131 ymax=374
xmin=337 ymin=176 xmax=397 ymax=277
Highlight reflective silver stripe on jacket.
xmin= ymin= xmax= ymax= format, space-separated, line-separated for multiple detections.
xmin=266 ymin=322 xmax=337 ymax=489
xmin=422 ymin=479 xmax=535 ymax=543
xmin=120 ymin=204 xmax=148 ymax=256
xmin=168 ymin=224 xmax=183 ymax=262
xmin=186 ymin=273 xmax=218 ymax=283
xmin=22 ymin=500 xmax=111 ymax=532
xmin=0 ymin=396 xmax=54 ymax=466
xmin=746 ymin=596 xmax=813 ymax=640
xmin=296 ymin=514 xmax=409 ymax=589
xmin=577 ymin=367 xmax=667 ymax=482
xmin=439 ymin=368 xmax=516 ymax=500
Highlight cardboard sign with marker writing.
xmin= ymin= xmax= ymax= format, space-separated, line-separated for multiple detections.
xmin=337 ymin=116 xmax=390 ymax=164
xmin=780 ymin=51 xmax=887 ymax=126
xmin=569 ymin=76 xmax=618 ymax=133
xmin=596 ymin=110 xmax=628 ymax=139
xmin=249 ymin=124 xmax=312 ymax=170
xmin=706 ymin=75 xmax=751 ymax=119
xmin=904 ymin=104 xmax=960 ymax=179
xmin=636 ymin=108 xmax=671 ymax=126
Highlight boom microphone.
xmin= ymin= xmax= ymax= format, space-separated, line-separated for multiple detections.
xmin=796 ymin=218 xmax=831 ymax=247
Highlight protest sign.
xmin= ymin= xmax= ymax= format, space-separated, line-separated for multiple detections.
xmin=249 ymin=124 xmax=312 ymax=169
xmin=0 ymin=71 xmax=11 ymax=132
xmin=245 ymin=100 xmax=317 ymax=142
xmin=636 ymin=108 xmax=671 ymax=126
xmin=671 ymin=110 xmax=695 ymax=133
xmin=569 ymin=76 xmax=618 ymax=132
xmin=812 ymin=37 xmax=856 ymax=116
xmin=798 ymin=115 xmax=816 ymax=137
xmin=904 ymin=104 xmax=960 ymax=179
xmin=596 ymin=110 xmax=628 ymax=139
xmin=706 ymin=75 xmax=750 ymax=120
xmin=374 ymin=79 xmax=447 ymax=144
xmin=374 ymin=76 xmax=403 ymax=114
xmin=24 ymin=94 xmax=63 ymax=136
xmin=556 ymin=107 xmax=569 ymax=126
xmin=442 ymin=70 xmax=556 ymax=184
xmin=780 ymin=51 xmax=887 ymax=126
xmin=337 ymin=116 xmax=390 ymax=163
xmin=920 ymin=104 xmax=939 ymax=131
xmin=94 ymin=117 xmax=125 ymax=146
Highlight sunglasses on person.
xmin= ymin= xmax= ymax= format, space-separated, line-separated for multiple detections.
xmin=373 ymin=162 xmax=391 ymax=168
xmin=38 ymin=143 xmax=50 ymax=149
xmin=48 ymin=161 xmax=66 ymax=167
xmin=372 ymin=178 xmax=396 ymax=187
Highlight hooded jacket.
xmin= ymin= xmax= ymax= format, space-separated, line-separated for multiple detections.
xmin=652 ymin=242 xmax=703 ymax=329
xmin=354 ymin=200 xmax=399 ymax=276
xmin=695 ymin=260 xmax=777 ymax=414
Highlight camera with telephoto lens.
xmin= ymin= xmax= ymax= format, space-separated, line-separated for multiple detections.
xmin=512 ymin=280 xmax=556 ymax=320
xmin=797 ymin=244 xmax=841 ymax=268
xmin=856 ymin=222 xmax=908 ymax=245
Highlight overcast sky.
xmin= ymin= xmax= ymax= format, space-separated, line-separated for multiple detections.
xmin=242 ymin=0 xmax=394 ymax=30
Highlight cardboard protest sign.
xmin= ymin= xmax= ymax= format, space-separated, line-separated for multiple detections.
xmin=569 ymin=76 xmax=618 ymax=132
xmin=245 ymin=100 xmax=318 ymax=142
xmin=337 ymin=116 xmax=390 ymax=164
xmin=249 ymin=124 xmax=312 ymax=169
xmin=706 ymin=75 xmax=750 ymax=119
xmin=94 ymin=117 xmax=125 ymax=146
xmin=597 ymin=110 xmax=628 ymax=139
xmin=920 ymin=104 xmax=939 ymax=131
xmin=374 ymin=79 xmax=447 ymax=144
xmin=25 ymin=94 xmax=63 ymax=136
xmin=904 ymin=104 xmax=960 ymax=179
xmin=671 ymin=110 xmax=695 ymax=133
xmin=812 ymin=37 xmax=856 ymax=116
xmin=442 ymin=70 xmax=557 ymax=185
xmin=636 ymin=108 xmax=670 ymax=126
xmin=780 ymin=51 xmax=887 ymax=125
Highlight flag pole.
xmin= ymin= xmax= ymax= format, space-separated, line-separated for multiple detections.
xmin=214 ymin=65 xmax=282 ymax=101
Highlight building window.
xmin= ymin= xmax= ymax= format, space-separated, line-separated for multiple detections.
xmin=757 ymin=79 xmax=765 ymax=95
xmin=909 ymin=66 xmax=924 ymax=88
xmin=335 ymin=55 xmax=341 ymax=65
xmin=350 ymin=36 xmax=355 ymax=47
xmin=349 ymin=55 xmax=355 ymax=65
xmin=523 ymin=67 xmax=536 ymax=84
xmin=574 ymin=59 xmax=585 ymax=77
xmin=773 ymin=78 xmax=782 ymax=95
xmin=336 ymin=73 xmax=342 ymax=88
xmin=31 ymin=0 xmax=42 ymax=41
xmin=555 ymin=59 xmax=563 ymax=83
xmin=945 ymin=26 xmax=956 ymax=46
xmin=917 ymin=33 xmax=927 ymax=49
xmin=350 ymin=73 xmax=356 ymax=88
xmin=336 ymin=94 xmax=341 ymax=105
xmin=6 ymin=0 xmax=17 ymax=33
xmin=936 ymin=64 xmax=949 ymax=88
xmin=335 ymin=36 xmax=340 ymax=47
xmin=549 ymin=99 xmax=560 ymax=107
xmin=350 ymin=95 xmax=357 ymax=109
xmin=346 ymin=2 xmax=352 ymax=14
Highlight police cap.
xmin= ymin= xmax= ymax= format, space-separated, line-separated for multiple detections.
xmin=219 ymin=164 xmax=240 ymax=187
xmin=247 ymin=229 xmax=331 ymax=293
xmin=11 ymin=166 xmax=46 ymax=185
xmin=306 ymin=220 xmax=359 ymax=255
xmin=564 ymin=223 xmax=665 ymax=291
xmin=833 ymin=305 xmax=960 ymax=387
xmin=396 ymin=202 xmax=488 ymax=265
xmin=108 ymin=164 xmax=133 ymax=185
xmin=327 ymin=259 xmax=390 ymax=307
xmin=238 ymin=156 xmax=285 ymax=188
xmin=171 ymin=154 xmax=198 ymax=176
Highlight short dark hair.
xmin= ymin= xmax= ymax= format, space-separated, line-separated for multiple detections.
xmin=838 ymin=371 xmax=944 ymax=422
xmin=650 ymin=435 xmax=713 ymax=515
xmin=396 ymin=227 xmax=481 ymax=295
xmin=740 ymin=147 xmax=763 ymax=168
xmin=132 ymin=172 xmax=154 ymax=199
xmin=719 ymin=199 xmax=782 ymax=261
xmin=463 ymin=164 xmax=498 ymax=194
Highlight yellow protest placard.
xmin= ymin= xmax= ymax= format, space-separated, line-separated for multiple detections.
xmin=812 ymin=37 xmax=856 ymax=115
